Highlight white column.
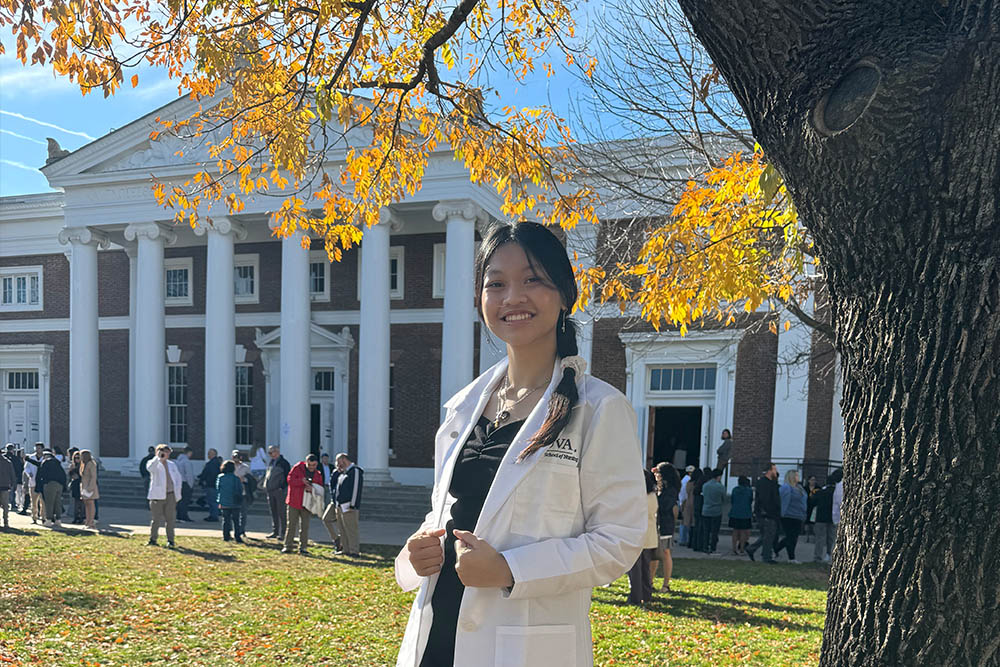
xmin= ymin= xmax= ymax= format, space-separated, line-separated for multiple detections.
xmin=125 ymin=246 xmax=138 ymax=461
xmin=58 ymin=227 xmax=108 ymax=454
xmin=357 ymin=210 xmax=399 ymax=484
xmin=124 ymin=222 xmax=176 ymax=451
xmin=277 ymin=226 xmax=311 ymax=465
xmin=770 ymin=295 xmax=814 ymax=462
xmin=432 ymin=200 xmax=487 ymax=409
xmin=196 ymin=218 xmax=246 ymax=456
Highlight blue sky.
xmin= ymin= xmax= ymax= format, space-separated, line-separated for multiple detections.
xmin=0 ymin=27 xmax=591 ymax=198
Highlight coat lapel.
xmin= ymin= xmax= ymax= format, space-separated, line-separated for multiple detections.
xmin=431 ymin=359 xmax=510 ymax=525
xmin=474 ymin=359 xmax=563 ymax=538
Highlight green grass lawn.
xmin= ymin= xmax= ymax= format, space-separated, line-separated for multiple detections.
xmin=0 ymin=529 xmax=827 ymax=666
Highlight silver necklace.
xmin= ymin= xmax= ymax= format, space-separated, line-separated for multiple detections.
xmin=494 ymin=375 xmax=550 ymax=428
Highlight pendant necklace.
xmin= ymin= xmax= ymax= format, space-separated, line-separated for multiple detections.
xmin=494 ymin=375 xmax=551 ymax=428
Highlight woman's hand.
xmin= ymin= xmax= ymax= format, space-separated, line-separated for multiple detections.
xmin=453 ymin=530 xmax=514 ymax=589
xmin=406 ymin=528 xmax=446 ymax=576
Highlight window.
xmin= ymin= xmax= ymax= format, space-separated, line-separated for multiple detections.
xmin=234 ymin=254 xmax=259 ymax=304
xmin=308 ymin=250 xmax=330 ymax=301
xmin=167 ymin=364 xmax=188 ymax=443
xmin=6 ymin=371 xmax=39 ymax=390
xmin=357 ymin=246 xmax=405 ymax=300
xmin=235 ymin=365 xmax=253 ymax=447
xmin=432 ymin=243 xmax=447 ymax=298
xmin=0 ymin=266 xmax=43 ymax=312
xmin=313 ymin=370 xmax=336 ymax=392
xmin=164 ymin=257 xmax=193 ymax=306
xmin=649 ymin=365 xmax=717 ymax=392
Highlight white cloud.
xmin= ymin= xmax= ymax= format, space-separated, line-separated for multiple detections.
xmin=1 ymin=158 xmax=40 ymax=173
xmin=0 ymin=110 xmax=95 ymax=140
xmin=1 ymin=129 xmax=47 ymax=146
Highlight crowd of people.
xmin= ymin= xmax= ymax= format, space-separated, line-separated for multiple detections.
xmin=625 ymin=451 xmax=845 ymax=605
xmin=0 ymin=440 xmax=365 ymax=557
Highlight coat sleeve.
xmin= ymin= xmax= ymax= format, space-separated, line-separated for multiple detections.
xmin=500 ymin=395 xmax=647 ymax=601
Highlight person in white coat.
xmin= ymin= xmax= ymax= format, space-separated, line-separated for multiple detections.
xmin=395 ymin=222 xmax=647 ymax=667
xmin=146 ymin=444 xmax=183 ymax=547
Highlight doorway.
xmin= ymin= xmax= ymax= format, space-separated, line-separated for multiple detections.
xmin=5 ymin=397 xmax=40 ymax=449
xmin=649 ymin=406 xmax=702 ymax=470
xmin=310 ymin=404 xmax=321 ymax=457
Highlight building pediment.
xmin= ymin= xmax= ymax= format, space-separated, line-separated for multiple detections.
xmin=255 ymin=323 xmax=355 ymax=351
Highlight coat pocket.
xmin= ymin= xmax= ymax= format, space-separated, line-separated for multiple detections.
xmin=510 ymin=465 xmax=580 ymax=539
xmin=495 ymin=625 xmax=577 ymax=667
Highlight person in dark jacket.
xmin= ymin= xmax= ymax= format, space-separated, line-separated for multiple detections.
xmin=264 ymin=445 xmax=292 ymax=539
xmin=198 ymin=449 xmax=223 ymax=522
xmin=653 ymin=462 xmax=680 ymax=592
xmin=5 ymin=444 xmax=23 ymax=517
xmin=810 ymin=470 xmax=840 ymax=562
xmin=139 ymin=446 xmax=155 ymax=496
xmin=36 ymin=450 xmax=67 ymax=526
xmin=746 ymin=463 xmax=781 ymax=563
xmin=333 ymin=453 xmax=364 ymax=556
xmin=0 ymin=447 xmax=14 ymax=529
xmin=216 ymin=460 xmax=245 ymax=543
xmin=728 ymin=476 xmax=754 ymax=555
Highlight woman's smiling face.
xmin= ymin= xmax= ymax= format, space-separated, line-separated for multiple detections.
xmin=480 ymin=242 xmax=564 ymax=350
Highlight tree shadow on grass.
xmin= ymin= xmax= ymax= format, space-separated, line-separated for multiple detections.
xmin=0 ymin=590 xmax=108 ymax=617
xmin=592 ymin=590 xmax=822 ymax=633
xmin=667 ymin=589 xmax=819 ymax=616
xmin=172 ymin=545 xmax=237 ymax=562
xmin=672 ymin=561 xmax=830 ymax=591
xmin=2 ymin=526 xmax=41 ymax=536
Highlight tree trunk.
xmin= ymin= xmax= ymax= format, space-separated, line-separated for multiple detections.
xmin=675 ymin=2 xmax=1000 ymax=664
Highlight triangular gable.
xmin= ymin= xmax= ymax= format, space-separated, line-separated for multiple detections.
xmin=255 ymin=323 xmax=355 ymax=350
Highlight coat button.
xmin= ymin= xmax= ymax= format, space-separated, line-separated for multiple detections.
xmin=460 ymin=620 xmax=478 ymax=632
xmin=450 ymin=431 xmax=459 ymax=438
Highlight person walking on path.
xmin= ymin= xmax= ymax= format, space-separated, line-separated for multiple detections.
xmin=395 ymin=223 xmax=646 ymax=667
xmin=37 ymin=449 xmax=67 ymax=526
xmin=197 ymin=449 xmax=223 ymax=522
xmin=263 ymin=445 xmax=291 ymax=540
xmin=628 ymin=469 xmax=659 ymax=605
xmin=216 ymin=460 xmax=245 ymax=543
xmin=147 ymin=444 xmax=182 ymax=547
xmin=747 ymin=463 xmax=781 ymax=563
xmin=138 ymin=446 xmax=155 ymax=496
xmin=0 ymin=447 xmax=14 ymax=529
xmin=174 ymin=447 xmax=196 ymax=522
xmin=654 ymin=462 xmax=680 ymax=592
xmin=700 ymin=469 xmax=725 ymax=554
xmin=810 ymin=473 xmax=837 ymax=562
xmin=79 ymin=450 xmax=99 ymax=529
xmin=283 ymin=454 xmax=323 ymax=555
xmin=677 ymin=464 xmax=694 ymax=546
xmin=334 ymin=453 xmax=364 ymax=556
xmin=728 ymin=475 xmax=754 ymax=555
xmin=775 ymin=470 xmax=808 ymax=563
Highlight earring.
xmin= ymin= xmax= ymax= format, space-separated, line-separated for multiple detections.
xmin=560 ymin=311 xmax=567 ymax=333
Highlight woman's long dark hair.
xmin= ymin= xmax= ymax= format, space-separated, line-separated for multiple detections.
xmin=656 ymin=462 xmax=681 ymax=493
xmin=475 ymin=222 xmax=580 ymax=463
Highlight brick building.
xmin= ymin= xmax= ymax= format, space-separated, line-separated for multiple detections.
xmin=0 ymin=98 xmax=844 ymax=486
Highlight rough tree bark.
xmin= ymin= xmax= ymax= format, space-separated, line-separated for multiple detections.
xmin=676 ymin=2 xmax=1000 ymax=665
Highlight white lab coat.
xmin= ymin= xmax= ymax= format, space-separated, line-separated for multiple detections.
xmin=394 ymin=359 xmax=647 ymax=667
xmin=146 ymin=458 xmax=183 ymax=500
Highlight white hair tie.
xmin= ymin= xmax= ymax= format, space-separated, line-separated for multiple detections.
xmin=560 ymin=355 xmax=587 ymax=377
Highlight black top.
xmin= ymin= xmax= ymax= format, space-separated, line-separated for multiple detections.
xmin=420 ymin=416 xmax=523 ymax=667
xmin=657 ymin=485 xmax=680 ymax=536
xmin=754 ymin=476 xmax=781 ymax=519
xmin=809 ymin=485 xmax=834 ymax=524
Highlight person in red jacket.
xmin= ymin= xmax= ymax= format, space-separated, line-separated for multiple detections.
xmin=283 ymin=454 xmax=323 ymax=555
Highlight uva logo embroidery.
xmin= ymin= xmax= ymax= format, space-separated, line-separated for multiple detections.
xmin=544 ymin=438 xmax=579 ymax=463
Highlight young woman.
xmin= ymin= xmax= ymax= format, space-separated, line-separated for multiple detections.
xmin=78 ymin=449 xmax=99 ymax=529
xmin=394 ymin=222 xmax=647 ymax=667
xmin=728 ymin=475 xmax=753 ymax=555
xmin=653 ymin=462 xmax=680 ymax=592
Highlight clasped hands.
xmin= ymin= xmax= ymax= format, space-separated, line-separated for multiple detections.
xmin=406 ymin=528 xmax=514 ymax=589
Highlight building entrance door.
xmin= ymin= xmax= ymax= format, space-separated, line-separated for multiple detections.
xmin=309 ymin=400 xmax=335 ymax=457
xmin=5 ymin=398 xmax=39 ymax=449
xmin=649 ymin=406 xmax=703 ymax=470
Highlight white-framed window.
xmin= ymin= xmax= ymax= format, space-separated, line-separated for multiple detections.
xmin=5 ymin=370 xmax=40 ymax=390
xmin=0 ymin=265 xmax=43 ymax=312
xmin=357 ymin=246 xmax=405 ymax=300
xmin=164 ymin=257 xmax=193 ymax=307
xmin=432 ymin=243 xmax=447 ymax=298
xmin=235 ymin=365 xmax=253 ymax=447
xmin=308 ymin=250 xmax=330 ymax=302
xmin=233 ymin=253 xmax=259 ymax=304
xmin=648 ymin=365 xmax=717 ymax=393
xmin=167 ymin=364 xmax=188 ymax=444
xmin=313 ymin=369 xmax=336 ymax=393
